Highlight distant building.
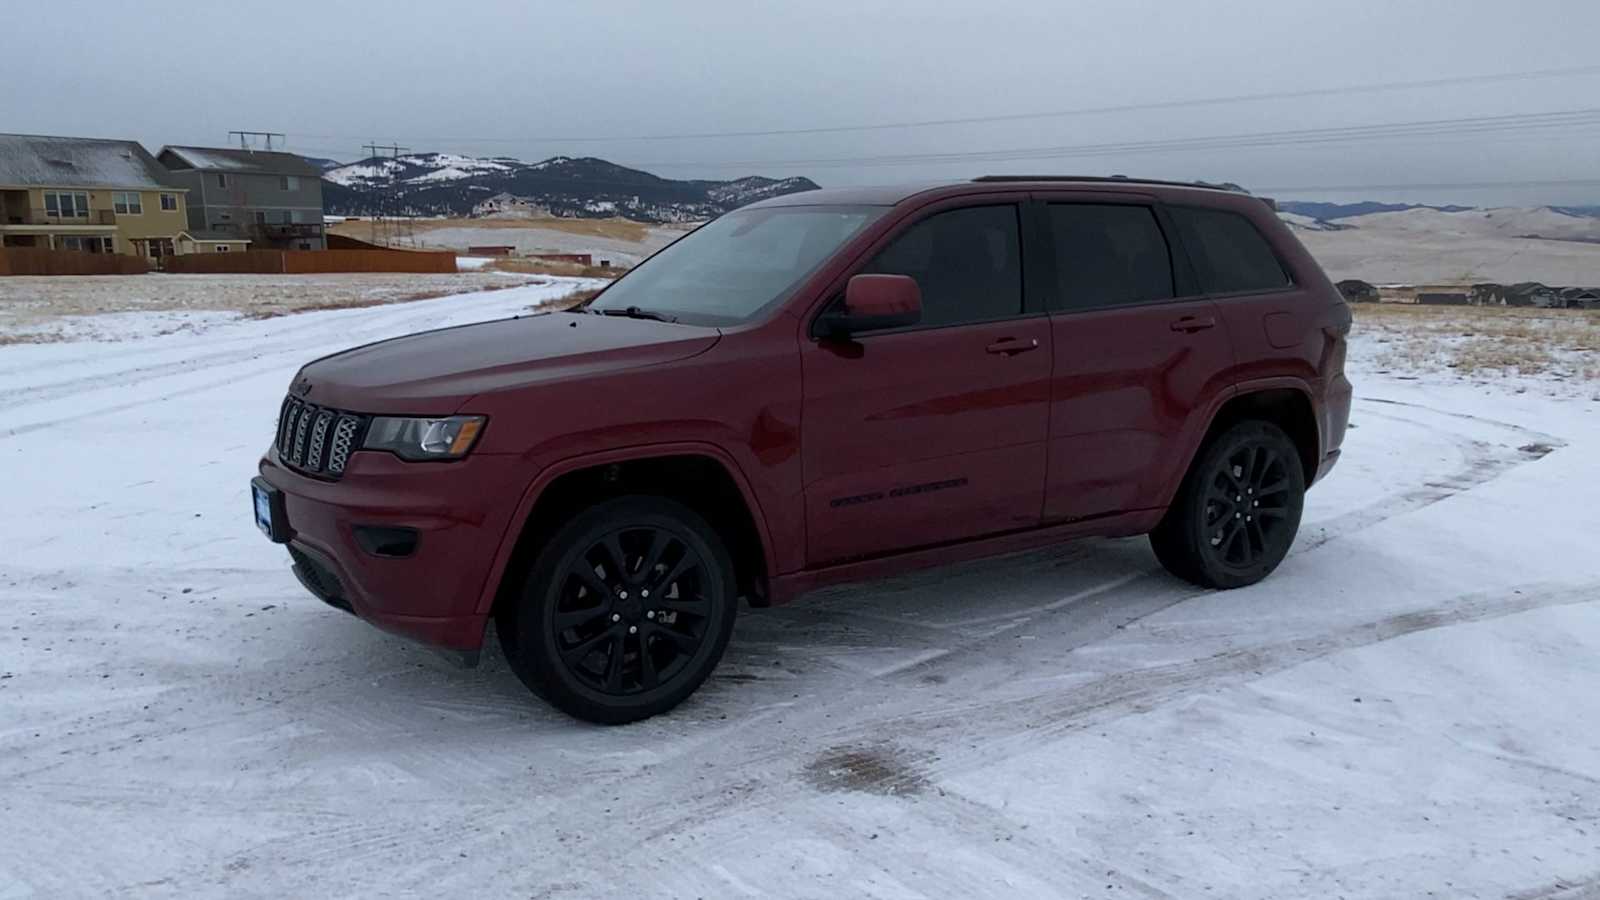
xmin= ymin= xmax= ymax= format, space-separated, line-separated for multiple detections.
xmin=1417 ymin=292 xmax=1470 ymax=305
xmin=1471 ymin=283 xmax=1508 ymax=306
xmin=158 ymin=146 xmax=326 ymax=250
xmin=1558 ymin=286 xmax=1600 ymax=309
xmin=1336 ymin=279 xmax=1379 ymax=302
xmin=0 ymin=132 xmax=190 ymax=261
xmin=175 ymin=229 xmax=252 ymax=255
xmin=1506 ymin=282 xmax=1559 ymax=308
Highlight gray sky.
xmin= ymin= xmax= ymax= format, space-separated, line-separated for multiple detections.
xmin=5 ymin=0 xmax=1600 ymax=206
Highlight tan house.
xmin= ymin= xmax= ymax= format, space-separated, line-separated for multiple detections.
xmin=0 ymin=133 xmax=202 ymax=261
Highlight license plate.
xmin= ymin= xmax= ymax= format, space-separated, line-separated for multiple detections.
xmin=251 ymin=477 xmax=288 ymax=543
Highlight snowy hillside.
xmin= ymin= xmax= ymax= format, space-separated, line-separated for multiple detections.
xmin=322 ymin=152 xmax=819 ymax=223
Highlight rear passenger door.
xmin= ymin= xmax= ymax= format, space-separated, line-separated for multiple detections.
xmin=1165 ymin=204 xmax=1302 ymax=384
xmin=1037 ymin=196 xmax=1234 ymax=522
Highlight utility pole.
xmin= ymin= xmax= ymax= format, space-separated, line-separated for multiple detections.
xmin=362 ymin=142 xmax=412 ymax=247
xmin=229 ymin=130 xmax=285 ymax=151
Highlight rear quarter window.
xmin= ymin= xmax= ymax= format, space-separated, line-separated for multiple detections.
xmin=1170 ymin=206 xmax=1291 ymax=295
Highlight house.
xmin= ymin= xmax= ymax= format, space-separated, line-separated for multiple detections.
xmin=1417 ymin=292 xmax=1470 ymax=305
xmin=175 ymin=230 xmax=252 ymax=255
xmin=1335 ymin=279 xmax=1378 ymax=303
xmin=0 ymin=132 xmax=190 ymax=261
xmin=1471 ymin=283 xmax=1509 ymax=306
xmin=158 ymin=146 xmax=326 ymax=250
xmin=1558 ymin=286 xmax=1600 ymax=309
xmin=1506 ymin=282 xmax=1560 ymax=308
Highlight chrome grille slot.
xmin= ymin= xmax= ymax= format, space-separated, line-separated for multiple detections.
xmin=273 ymin=396 xmax=369 ymax=481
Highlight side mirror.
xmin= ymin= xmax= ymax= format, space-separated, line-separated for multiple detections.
xmin=817 ymin=274 xmax=923 ymax=337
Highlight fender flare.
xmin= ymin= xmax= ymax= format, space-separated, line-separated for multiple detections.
xmin=471 ymin=441 xmax=778 ymax=616
xmin=1153 ymin=377 xmax=1320 ymax=510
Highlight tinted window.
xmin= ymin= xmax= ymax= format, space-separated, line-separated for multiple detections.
xmin=860 ymin=205 xmax=1022 ymax=328
xmin=1048 ymin=204 xmax=1174 ymax=309
xmin=1170 ymin=206 xmax=1291 ymax=294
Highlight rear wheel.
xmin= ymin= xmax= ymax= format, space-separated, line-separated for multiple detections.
xmin=1151 ymin=420 xmax=1305 ymax=589
xmin=498 ymin=496 xmax=737 ymax=724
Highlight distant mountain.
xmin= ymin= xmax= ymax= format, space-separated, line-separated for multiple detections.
xmin=1277 ymin=201 xmax=1476 ymax=220
xmin=322 ymin=152 xmax=819 ymax=223
xmin=302 ymin=156 xmax=344 ymax=172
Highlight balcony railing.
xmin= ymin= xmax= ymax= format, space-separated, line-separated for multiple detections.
xmin=3 ymin=208 xmax=118 ymax=226
xmin=256 ymin=222 xmax=326 ymax=239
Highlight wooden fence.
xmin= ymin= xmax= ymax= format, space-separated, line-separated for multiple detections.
xmin=0 ymin=248 xmax=150 ymax=276
xmin=164 ymin=249 xmax=458 ymax=275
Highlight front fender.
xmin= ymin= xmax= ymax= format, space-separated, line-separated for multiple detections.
xmin=470 ymin=440 xmax=778 ymax=617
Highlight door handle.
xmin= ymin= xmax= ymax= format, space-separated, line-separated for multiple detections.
xmin=1169 ymin=315 xmax=1216 ymax=333
xmin=985 ymin=337 xmax=1040 ymax=356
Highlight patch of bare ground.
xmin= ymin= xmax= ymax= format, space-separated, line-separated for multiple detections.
xmin=484 ymin=258 xmax=624 ymax=279
xmin=1355 ymin=304 xmax=1600 ymax=382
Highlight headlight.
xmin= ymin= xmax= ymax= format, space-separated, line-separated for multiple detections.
xmin=363 ymin=415 xmax=485 ymax=461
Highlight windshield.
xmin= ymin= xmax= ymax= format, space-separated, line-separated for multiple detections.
xmin=588 ymin=205 xmax=884 ymax=325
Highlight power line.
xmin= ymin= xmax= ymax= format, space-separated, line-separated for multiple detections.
xmin=283 ymin=63 xmax=1600 ymax=147
xmin=1257 ymin=178 xmax=1600 ymax=194
xmin=618 ymin=108 xmax=1600 ymax=170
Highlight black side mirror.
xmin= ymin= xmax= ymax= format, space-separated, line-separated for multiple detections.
xmin=816 ymin=274 xmax=923 ymax=337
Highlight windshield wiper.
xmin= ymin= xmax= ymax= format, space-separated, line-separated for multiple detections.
xmin=593 ymin=306 xmax=678 ymax=323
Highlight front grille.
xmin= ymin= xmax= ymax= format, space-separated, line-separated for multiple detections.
xmin=275 ymin=395 xmax=369 ymax=479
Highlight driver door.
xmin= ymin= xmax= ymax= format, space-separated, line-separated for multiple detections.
xmin=799 ymin=202 xmax=1053 ymax=566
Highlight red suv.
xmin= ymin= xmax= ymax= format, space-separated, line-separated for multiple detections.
xmin=253 ymin=176 xmax=1352 ymax=723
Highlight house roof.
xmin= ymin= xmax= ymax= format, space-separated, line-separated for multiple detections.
xmin=0 ymin=133 xmax=183 ymax=190
xmin=160 ymin=146 xmax=322 ymax=178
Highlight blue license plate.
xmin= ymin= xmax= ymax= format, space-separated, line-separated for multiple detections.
xmin=252 ymin=478 xmax=286 ymax=542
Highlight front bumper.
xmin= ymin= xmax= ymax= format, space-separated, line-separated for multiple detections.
xmin=257 ymin=448 xmax=531 ymax=655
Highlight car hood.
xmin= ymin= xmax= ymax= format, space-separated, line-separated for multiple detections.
xmin=294 ymin=311 xmax=721 ymax=413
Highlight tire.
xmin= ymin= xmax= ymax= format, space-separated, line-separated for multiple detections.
xmin=1150 ymin=420 xmax=1306 ymax=589
xmin=497 ymin=495 xmax=738 ymax=724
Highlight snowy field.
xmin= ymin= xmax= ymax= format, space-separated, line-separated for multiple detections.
xmin=2 ymin=286 xmax=1599 ymax=898
xmin=0 ymin=271 xmax=564 ymax=343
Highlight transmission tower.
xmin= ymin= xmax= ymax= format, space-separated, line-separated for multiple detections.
xmin=363 ymin=142 xmax=414 ymax=248
xmin=229 ymin=131 xmax=285 ymax=151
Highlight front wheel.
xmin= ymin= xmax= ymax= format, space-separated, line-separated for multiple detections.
xmin=1151 ymin=421 xmax=1306 ymax=589
xmin=498 ymin=496 xmax=738 ymax=724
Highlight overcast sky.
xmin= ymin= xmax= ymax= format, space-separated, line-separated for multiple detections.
xmin=5 ymin=0 xmax=1600 ymax=206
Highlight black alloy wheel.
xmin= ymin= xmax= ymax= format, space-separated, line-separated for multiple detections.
xmin=551 ymin=524 xmax=715 ymax=696
xmin=1199 ymin=441 xmax=1296 ymax=570
xmin=500 ymin=496 xmax=737 ymax=724
xmin=1151 ymin=420 xmax=1306 ymax=589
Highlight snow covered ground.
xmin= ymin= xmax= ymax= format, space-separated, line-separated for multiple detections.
xmin=1 ymin=289 xmax=1598 ymax=898
xmin=0 ymin=271 xmax=564 ymax=343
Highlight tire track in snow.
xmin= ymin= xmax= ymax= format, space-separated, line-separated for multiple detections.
xmin=769 ymin=392 xmax=1563 ymax=685
xmin=0 ymin=301 xmax=500 ymax=413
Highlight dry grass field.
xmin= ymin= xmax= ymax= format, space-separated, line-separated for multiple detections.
xmin=329 ymin=215 xmax=655 ymax=244
xmin=1353 ymin=303 xmax=1600 ymax=383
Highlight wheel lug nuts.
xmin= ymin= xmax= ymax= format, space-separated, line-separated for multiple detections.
xmin=611 ymin=613 xmax=620 ymax=622
xmin=1253 ymin=500 xmax=1259 ymax=507
xmin=641 ymin=590 xmax=649 ymax=598
xmin=618 ymin=590 xmax=628 ymax=599
xmin=646 ymin=610 xmax=655 ymax=619
xmin=1235 ymin=495 xmax=1241 ymax=502
xmin=1235 ymin=513 xmax=1241 ymax=519
xmin=628 ymin=625 xmax=638 ymax=634
xmin=1246 ymin=515 xmax=1253 ymax=522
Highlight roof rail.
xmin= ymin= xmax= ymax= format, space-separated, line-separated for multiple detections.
xmin=972 ymin=174 xmax=1249 ymax=192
